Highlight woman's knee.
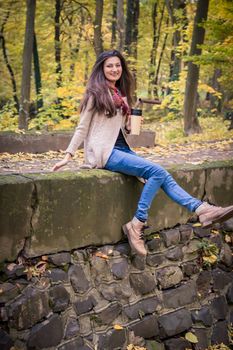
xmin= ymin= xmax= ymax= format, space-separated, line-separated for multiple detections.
xmin=149 ymin=164 xmax=169 ymax=180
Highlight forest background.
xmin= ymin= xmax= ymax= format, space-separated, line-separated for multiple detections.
xmin=0 ymin=0 xmax=233 ymax=145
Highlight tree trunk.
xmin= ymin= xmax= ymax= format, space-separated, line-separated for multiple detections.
xmin=0 ymin=8 xmax=19 ymax=112
xmin=131 ymin=0 xmax=139 ymax=59
xmin=55 ymin=0 xmax=62 ymax=88
xmin=125 ymin=0 xmax=139 ymax=56
xmin=84 ymin=50 xmax=89 ymax=84
xmin=148 ymin=1 xmax=165 ymax=98
xmin=148 ymin=1 xmax=158 ymax=98
xmin=70 ymin=9 xmax=85 ymax=78
xmin=116 ymin=0 xmax=124 ymax=51
xmin=183 ymin=0 xmax=209 ymax=136
xmin=125 ymin=0 xmax=133 ymax=55
xmin=125 ymin=0 xmax=139 ymax=93
xmin=166 ymin=0 xmax=186 ymax=82
xmin=33 ymin=31 xmax=43 ymax=109
xmin=111 ymin=0 xmax=117 ymax=46
xmin=19 ymin=0 xmax=36 ymax=130
xmin=154 ymin=17 xmax=169 ymax=96
xmin=209 ymin=68 xmax=222 ymax=112
xmin=94 ymin=0 xmax=104 ymax=57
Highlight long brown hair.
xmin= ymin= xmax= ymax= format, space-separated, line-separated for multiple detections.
xmin=80 ymin=50 xmax=134 ymax=117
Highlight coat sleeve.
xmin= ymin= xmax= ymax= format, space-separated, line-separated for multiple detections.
xmin=122 ymin=97 xmax=131 ymax=132
xmin=65 ymin=97 xmax=94 ymax=156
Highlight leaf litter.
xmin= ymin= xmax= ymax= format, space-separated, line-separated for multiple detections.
xmin=1 ymin=138 xmax=233 ymax=174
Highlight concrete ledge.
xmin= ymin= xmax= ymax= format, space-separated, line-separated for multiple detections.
xmin=0 ymin=130 xmax=155 ymax=153
xmin=0 ymin=160 xmax=233 ymax=262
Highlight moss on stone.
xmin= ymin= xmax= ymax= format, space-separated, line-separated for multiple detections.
xmin=0 ymin=161 xmax=233 ymax=262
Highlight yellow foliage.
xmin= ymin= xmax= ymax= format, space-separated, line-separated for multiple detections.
xmin=199 ymin=83 xmax=222 ymax=99
xmin=53 ymin=119 xmax=74 ymax=130
xmin=203 ymin=255 xmax=218 ymax=264
xmin=113 ymin=324 xmax=123 ymax=330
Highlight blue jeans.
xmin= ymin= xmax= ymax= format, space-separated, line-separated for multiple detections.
xmin=104 ymin=146 xmax=202 ymax=222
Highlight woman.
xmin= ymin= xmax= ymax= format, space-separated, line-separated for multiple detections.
xmin=53 ymin=50 xmax=233 ymax=256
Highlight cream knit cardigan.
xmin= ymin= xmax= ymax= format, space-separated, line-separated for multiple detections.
xmin=65 ymin=97 xmax=130 ymax=168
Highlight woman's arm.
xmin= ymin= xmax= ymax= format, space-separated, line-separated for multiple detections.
xmin=52 ymin=97 xmax=94 ymax=171
xmin=65 ymin=96 xmax=94 ymax=156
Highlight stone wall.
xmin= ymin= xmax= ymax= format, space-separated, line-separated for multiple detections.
xmin=0 ymin=160 xmax=233 ymax=262
xmin=0 ymin=221 xmax=233 ymax=350
xmin=0 ymin=161 xmax=233 ymax=349
xmin=0 ymin=130 xmax=155 ymax=154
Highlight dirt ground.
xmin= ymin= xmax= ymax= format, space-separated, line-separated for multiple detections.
xmin=0 ymin=139 xmax=233 ymax=175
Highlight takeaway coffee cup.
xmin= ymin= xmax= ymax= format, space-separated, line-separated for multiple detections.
xmin=130 ymin=108 xmax=142 ymax=135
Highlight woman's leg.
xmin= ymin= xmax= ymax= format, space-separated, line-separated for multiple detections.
xmin=105 ymin=147 xmax=233 ymax=256
xmin=105 ymin=147 xmax=201 ymax=222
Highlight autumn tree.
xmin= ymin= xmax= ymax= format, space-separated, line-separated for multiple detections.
xmin=116 ymin=0 xmax=125 ymax=51
xmin=111 ymin=0 xmax=117 ymax=46
xmin=0 ymin=2 xmax=19 ymax=111
xmin=203 ymin=0 xmax=233 ymax=112
xmin=19 ymin=0 xmax=36 ymax=130
xmin=55 ymin=0 xmax=62 ymax=88
xmin=154 ymin=16 xmax=169 ymax=94
xmin=183 ymin=0 xmax=209 ymax=135
xmin=166 ymin=0 xmax=187 ymax=82
xmin=33 ymin=32 xmax=43 ymax=108
xmin=125 ymin=0 xmax=139 ymax=57
xmin=94 ymin=0 xmax=104 ymax=57
xmin=62 ymin=2 xmax=89 ymax=79
xmin=148 ymin=1 xmax=166 ymax=98
xmin=125 ymin=0 xmax=139 ymax=92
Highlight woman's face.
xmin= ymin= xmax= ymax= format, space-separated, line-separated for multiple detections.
xmin=103 ymin=56 xmax=122 ymax=85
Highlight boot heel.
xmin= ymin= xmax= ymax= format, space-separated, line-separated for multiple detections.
xmin=122 ymin=224 xmax=128 ymax=237
xmin=122 ymin=219 xmax=147 ymax=256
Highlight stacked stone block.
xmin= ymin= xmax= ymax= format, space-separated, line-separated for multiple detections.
xmin=0 ymin=222 xmax=233 ymax=350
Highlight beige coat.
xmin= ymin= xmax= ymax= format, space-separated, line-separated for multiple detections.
xmin=65 ymin=97 xmax=130 ymax=168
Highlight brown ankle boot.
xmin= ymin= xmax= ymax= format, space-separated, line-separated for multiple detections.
xmin=196 ymin=202 xmax=233 ymax=229
xmin=122 ymin=217 xmax=147 ymax=256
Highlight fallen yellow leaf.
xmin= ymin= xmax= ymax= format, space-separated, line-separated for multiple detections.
xmin=113 ymin=324 xmax=123 ymax=330
xmin=192 ymin=223 xmax=202 ymax=227
xmin=203 ymin=254 xmax=217 ymax=264
xmin=185 ymin=331 xmax=198 ymax=343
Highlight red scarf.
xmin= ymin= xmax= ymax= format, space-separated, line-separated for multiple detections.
xmin=109 ymin=86 xmax=130 ymax=116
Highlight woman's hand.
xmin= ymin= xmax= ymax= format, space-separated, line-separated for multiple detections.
xmin=125 ymin=115 xmax=144 ymax=134
xmin=52 ymin=153 xmax=72 ymax=171
xmin=125 ymin=115 xmax=131 ymax=133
